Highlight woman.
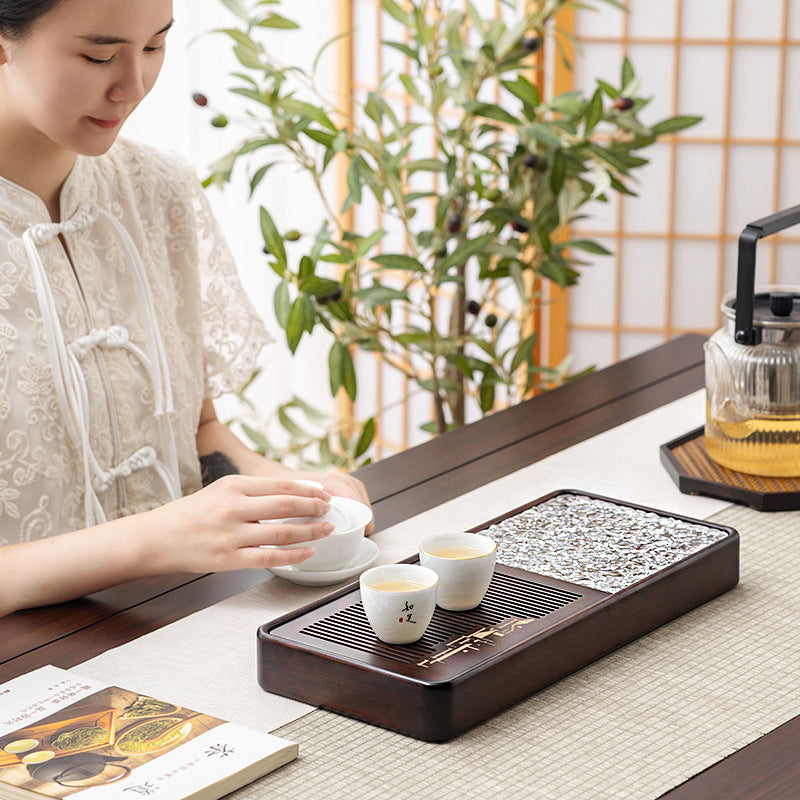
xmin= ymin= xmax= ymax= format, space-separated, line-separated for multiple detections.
xmin=0 ymin=0 xmax=372 ymax=616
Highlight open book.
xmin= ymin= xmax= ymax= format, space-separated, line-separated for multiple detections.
xmin=0 ymin=666 xmax=298 ymax=799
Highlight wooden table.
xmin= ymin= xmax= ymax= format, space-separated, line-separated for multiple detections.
xmin=1 ymin=333 xmax=797 ymax=799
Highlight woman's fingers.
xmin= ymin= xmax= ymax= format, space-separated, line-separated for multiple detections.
xmin=239 ymin=545 xmax=316 ymax=570
xmin=234 ymin=475 xmax=331 ymax=502
xmin=207 ymin=475 xmax=332 ymax=525
xmin=252 ymin=520 xmax=333 ymax=547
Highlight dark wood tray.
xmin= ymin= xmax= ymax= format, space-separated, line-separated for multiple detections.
xmin=660 ymin=426 xmax=800 ymax=511
xmin=257 ymin=490 xmax=739 ymax=741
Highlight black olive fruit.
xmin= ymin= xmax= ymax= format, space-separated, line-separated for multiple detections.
xmin=521 ymin=37 xmax=543 ymax=53
xmin=466 ymin=299 xmax=482 ymax=316
xmin=446 ymin=213 xmax=463 ymax=234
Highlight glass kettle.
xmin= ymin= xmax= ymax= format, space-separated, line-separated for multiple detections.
xmin=704 ymin=205 xmax=800 ymax=476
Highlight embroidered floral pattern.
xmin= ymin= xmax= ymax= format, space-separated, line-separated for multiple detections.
xmin=0 ymin=139 xmax=270 ymax=540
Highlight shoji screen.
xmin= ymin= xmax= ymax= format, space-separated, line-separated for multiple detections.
xmin=562 ymin=0 xmax=798 ymax=372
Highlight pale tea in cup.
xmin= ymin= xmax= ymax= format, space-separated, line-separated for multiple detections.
xmin=419 ymin=532 xmax=496 ymax=611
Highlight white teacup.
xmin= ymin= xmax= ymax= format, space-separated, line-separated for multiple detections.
xmin=418 ymin=532 xmax=497 ymax=611
xmin=359 ymin=564 xmax=439 ymax=644
xmin=266 ymin=495 xmax=373 ymax=572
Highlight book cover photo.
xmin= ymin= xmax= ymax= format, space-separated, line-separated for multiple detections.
xmin=0 ymin=666 xmax=298 ymax=800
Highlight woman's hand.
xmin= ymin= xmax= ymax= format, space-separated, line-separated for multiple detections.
xmin=195 ymin=400 xmax=375 ymax=535
xmin=151 ymin=476 xmax=335 ymax=574
xmin=0 ymin=476 xmax=335 ymax=616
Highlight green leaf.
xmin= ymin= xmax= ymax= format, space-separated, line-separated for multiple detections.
xmin=259 ymin=207 xmax=287 ymax=271
xmin=407 ymin=158 xmax=447 ymax=175
xmin=352 ymin=285 xmax=409 ymax=305
xmin=399 ymin=74 xmax=424 ymax=106
xmin=302 ymin=294 xmax=316 ymax=332
xmin=248 ymin=163 xmax=273 ymax=198
xmin=354 ymin=417 xmax=375 ymax=457
xmin=300 ymin=275 xmax=341 ymax=298
xmin=586 ymin=142 xmax=630 ymax=174
xmin=500 ymin=76 xmax=541 ymax=110
xmin=570 ymin=239 xmax=613 ymax=255
xmin=313 ymin=29 xmax=353 ymax=75
xmin=329 ymin=341 xmax=344 ymax=395
xmin=382 ymin=40 xmax=421 ymax=63
xmin=341 ymin=346 xmax=357 ymax=400
xmin=355 ymin=229 xmax=385 ymax=258
xmin=277 ymin=406 xmax=312 ymax=439
xmin=286 ymin=298 xmax=306 ymax=353
xmin=479 ymin=377 xmax=495 ymax=413
xmin=220 ymin=27 xmax=261 ymax=51
xmin=281 ymin=99 xmax=337 ymax=131
xmin=650 ymin=115 xmax=703 ymax=135
xmin=256 ymin=13 xmax=300 ymax=29
xmin=597 ymin=79 xmax=619 ymax=99
xmin=528 ymin=122 xmax=563 ymax=148
xmin=381 ymin=0 xmax=410 ymax=25
xmin=364 ymin=92 xmax=384 ymax=125
xmin=371 ymin=254 xmax=426 ymax=272
xmin=614 ymin=114 xmax=653 ymax=138
xmin=274 ymin=280 xmax=291 ymax=328
xmin=462 ymin=101 xmax=518 ymax=126
xmin=241 ymin=423 xmax=270 ymax=454
xmin=584 ymin=89 xmax=603 ymax=133
xmin=395 ymin=331 xmax=432 ymax=347
xmin=297 ymin=255 xmax=314 ymax=281
xmin=303 ymin=128 xmax=337 ymax=147
xmin=510 ymin=332 xmax=538 ymax=373
xmin=233 ymin=43 xmax=263 ymax=69
xmin=346 ymin=158 xmax=363 ymax=205
xmin=436 ymin=233 xmax=495 ymax=273
xmin=550 ymin=148 xmax=565 ymax=195
xmin=621 ymin=56 xmax=635 ymax=88
xmin=548 ymin=91 xmax=584 ymax=117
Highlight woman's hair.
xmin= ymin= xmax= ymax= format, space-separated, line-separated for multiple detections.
xmin=0 ymin=0 xmax=63 ymax=40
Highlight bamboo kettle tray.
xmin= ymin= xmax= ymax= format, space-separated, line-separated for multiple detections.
xmin=257 ymin=490 xmax=739 ymax=741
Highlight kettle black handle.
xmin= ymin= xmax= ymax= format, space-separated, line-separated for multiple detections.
xmin=735 ymin=203 xmax=800 ymax=344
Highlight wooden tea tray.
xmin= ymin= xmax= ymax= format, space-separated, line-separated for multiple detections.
xmin=257 ymin=490 xmax=739 ymax=741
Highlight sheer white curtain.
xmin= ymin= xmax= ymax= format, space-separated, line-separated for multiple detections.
xmin=124 ymin=0 xmax=340 ymax=426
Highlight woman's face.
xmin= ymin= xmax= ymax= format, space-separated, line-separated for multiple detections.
xmin=0 ymin=0 xmax=173 ymax=158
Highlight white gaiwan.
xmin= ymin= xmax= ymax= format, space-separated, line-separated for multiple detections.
xmin=267 ymin=496 xmax=372 ymax=571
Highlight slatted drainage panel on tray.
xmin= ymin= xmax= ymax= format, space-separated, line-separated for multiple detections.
xmin=288 ymin=568 xmax=604 ymax=666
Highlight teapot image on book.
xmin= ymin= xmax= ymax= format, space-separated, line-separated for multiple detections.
xmin=704 ymin=205 xmax=800 ymax=476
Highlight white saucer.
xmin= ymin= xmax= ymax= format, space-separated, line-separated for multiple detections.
xmin=269 ymin=538 xmax=378 ymax=586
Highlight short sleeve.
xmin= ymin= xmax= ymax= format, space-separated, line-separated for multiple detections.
xmin=185 ymin=172 xmax=273 ymax=398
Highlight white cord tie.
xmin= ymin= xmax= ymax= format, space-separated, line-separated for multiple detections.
xmin=93 ymin=446 xmax=157 ymax=494
xmin=22 ymin=201 xmax=182 ymax=526
xmin=69 ymin=325 xmax=131 ymax=360
xmin=28 ymin=202 xmax=98 ymax=246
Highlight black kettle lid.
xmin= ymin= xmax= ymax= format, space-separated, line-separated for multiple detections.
xmin=726 ymin=288 xmax=800 ymax=327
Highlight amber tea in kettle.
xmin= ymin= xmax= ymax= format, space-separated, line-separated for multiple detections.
xmin=704 ymin=206 xmax=800 ymax=476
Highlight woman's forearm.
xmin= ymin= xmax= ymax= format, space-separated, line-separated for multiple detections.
xmin=0 ymin=511 xmax=158 ymax=616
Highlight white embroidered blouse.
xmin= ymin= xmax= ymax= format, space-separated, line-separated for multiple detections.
xmin=0 ymin=138 xmax=270 ymax=543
